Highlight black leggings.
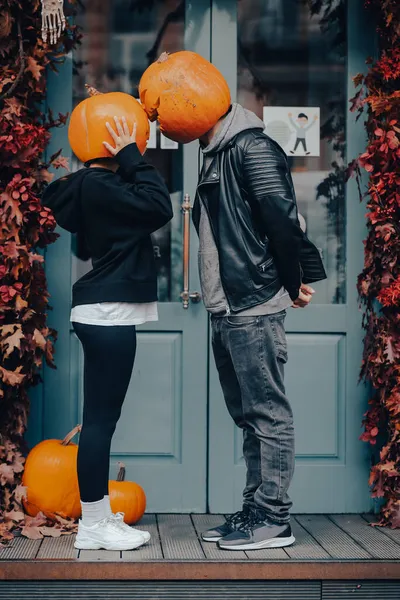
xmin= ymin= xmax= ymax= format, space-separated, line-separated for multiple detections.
xmin=73 ymin=323 xmax=137 ymax=502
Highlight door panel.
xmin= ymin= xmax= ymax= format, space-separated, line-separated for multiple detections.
xmin=208 ymin=0 xmax=373 ymax=513
xmin=44 ymin=0 xmax=211 ymax=512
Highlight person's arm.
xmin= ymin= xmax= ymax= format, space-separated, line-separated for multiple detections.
xmin=101 ymin=116 xmax=173 ymax=232
xmin=288 ymin=113 xmax=299 ymax=131
xmin=303 ymin=115 xmax=318 ymax=132
xmin=115 ymin=143 xmax=173 ymax=231
xmin=243 ymin=138 xmax=304 ymax=302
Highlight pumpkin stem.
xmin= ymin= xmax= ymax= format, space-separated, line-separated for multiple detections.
xmin=61 ymin=425 xmax=82 ymax=446
xmin=157 ymin=52 xmax=169 ymax=63
xmin=117 ymin=461 xmax=126 ymax=482
xmin=85 ymin=83 xmax=103 ymax=97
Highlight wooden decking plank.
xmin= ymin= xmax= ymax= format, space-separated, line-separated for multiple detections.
xmin=157 ymin=514 xmax=205 ymax=560
xmin=37 ymin=534 xmax=78 ymax=559
xmin=122 ymin=514 xmax=163 ymax=561
xmin=78 ymin=549 xmax=121 ymax=561
xmin=330 ymin=514 xmax=400 ymax=560
xmin=285 ymin=518 xmax=331 ymax=560
xmin=191 ymin=514 xmax=248 ymax=560
xmin=296 ymin=515 xmax=371 ymax=559
xmin=0 ymin=536 xmax=42 ymax=560
xmin=363 ymin=514 xmax=400 ymax=545
xmin=244 ymin=547 xmax=289 ymax=560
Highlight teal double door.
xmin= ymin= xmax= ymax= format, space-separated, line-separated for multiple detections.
xmin=37 ymin=0 xmax=373 ymax=513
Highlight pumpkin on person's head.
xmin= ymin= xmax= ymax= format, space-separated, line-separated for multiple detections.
xmin=22 ymin=425 xmax=81 ymax=520
xmin=109 ymin=463 xmax=146 ymax=525
xmin=139 ymin=51 xmax=231 ymax=144
xmin=68 ymin=86 xmax=150 ymax=162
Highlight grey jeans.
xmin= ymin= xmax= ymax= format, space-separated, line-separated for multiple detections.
xmin=211 ymin=311 xmax=295 ymax=524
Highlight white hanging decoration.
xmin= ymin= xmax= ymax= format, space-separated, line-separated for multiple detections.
xmin=41 ymin=0 xmax=66 ymax=45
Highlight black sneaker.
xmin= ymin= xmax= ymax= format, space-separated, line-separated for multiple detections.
xmin=217 ymin=510 xmax=295 ymax=551
xmin=201 ymin=507 xmax=250 ymax=542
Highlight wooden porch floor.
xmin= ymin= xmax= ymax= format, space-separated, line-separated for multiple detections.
xmin=1 ymin=514 xmax=399 ymax=581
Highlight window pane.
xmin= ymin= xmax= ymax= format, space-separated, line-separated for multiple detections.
xmin=237 ymin=0 xmax=346 ymax=303
xmin=72 ymin=0 xmax=185 ymax=302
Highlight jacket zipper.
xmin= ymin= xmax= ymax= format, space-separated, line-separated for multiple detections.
xmin=197 ymin=181 xmax=232 ymax=317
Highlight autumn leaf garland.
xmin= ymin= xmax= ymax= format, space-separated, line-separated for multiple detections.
xmin=0 ymin=0 xmax=80 ymax=542
xmin=348 ymin=0 xmax=400 ymax=528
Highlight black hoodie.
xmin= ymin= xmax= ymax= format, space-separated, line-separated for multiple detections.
xmin=42 ymin=143 xmax=173 ymax=307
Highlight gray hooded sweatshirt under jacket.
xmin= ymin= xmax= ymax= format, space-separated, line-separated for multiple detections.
xmin=198 ymin=103 xmax=291 ymax=316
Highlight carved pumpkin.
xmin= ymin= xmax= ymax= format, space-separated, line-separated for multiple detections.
xmin=22 ymin=425 xmax=81 ymax=520
xmin=139 ymin=51 xmax=231 ymax=144
xmin=68 ymin=85 xmax=150 ymax=162
xmin=109 ymin=463 xmax=146 ymax=525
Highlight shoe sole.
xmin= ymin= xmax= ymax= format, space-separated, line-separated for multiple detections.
xmin=74 ymin=538 xmax=146 ymax=551
xmin=202 ymin=535 xmax=223 ymax=542
xmin=218 ymin=535 xmax=296 ymax=551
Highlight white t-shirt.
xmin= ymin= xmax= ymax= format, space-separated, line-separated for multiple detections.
xmin=70 ymin=302 xmax=158 ymax=326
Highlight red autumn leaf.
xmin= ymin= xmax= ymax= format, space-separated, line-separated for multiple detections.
xmin=51 ymin=156 xmax=70 ymax=171
xmin=1 ymin=241 xmax=19 ymax=259
xmin=38 ymin=526 xmax=63 ymax=538
xmin=0 ymin=365 xmax=25 ymax=386
xmin=15 ymin=295 xmax=28 ymax=311
xmin=20 ymin=526 xmax=44 ymax=540
xmin=14 ymin=485 xmax=27 ymax=504
xmin=1 ymin=325 xmax=24 ymax=358
xmin=0 ymin=464 xmax=16 ymax=486
xmin=26 ymin=56 xmax=44 ymax=82
xmin=33 ymin=328 xmax=46 ymax=349
xmin=4 ymin=510 xmax=25 ymax=522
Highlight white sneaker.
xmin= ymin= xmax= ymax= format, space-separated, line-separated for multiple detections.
xmin=74 ymin=516 xmax=147 ymax=551
xmin=110 ymin=512 xmax=151 ymax=543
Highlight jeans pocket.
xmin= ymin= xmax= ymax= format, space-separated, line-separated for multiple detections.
xmin=269 ymin=313 xmax=288 ymax=363
xmin=226 ymin=315 xmax=258 ymax=327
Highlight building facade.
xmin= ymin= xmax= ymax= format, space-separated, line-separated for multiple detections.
xmin=30 ymin=0 xmax=375 ymax=514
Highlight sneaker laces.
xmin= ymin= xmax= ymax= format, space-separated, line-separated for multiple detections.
xmin=237 ymin=511 xmax=262 ymax=533
xmin=110 ymin=512 xmax=131 ymax=531
xmin=104 ymin=515 xmax=127 ymax=534
xmin=111 ymin=512 xmax=144 ymax=536
xmin=226 ymin=509 xmax=248 ymax=527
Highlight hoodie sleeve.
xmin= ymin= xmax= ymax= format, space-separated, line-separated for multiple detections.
xmin=243 ymin=138 xmax=304 ymax=301
xmin=85 ymin=144 xmax=173 ymax=234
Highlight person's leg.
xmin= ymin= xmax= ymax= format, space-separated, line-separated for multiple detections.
xmin=291 ymin=138 xmax=301 ymax=153
xmin=73 ymin=323 xmax=148 ymax=550
xmin=200 ymin=317 xmax=251 ymax=542
xmin=74 ymin=323 xmax=137 ymax=504
xmin=301 ymin=138 xmax=310 ymax=154
xmin=217 ymin=313 xmax=295 ymax=550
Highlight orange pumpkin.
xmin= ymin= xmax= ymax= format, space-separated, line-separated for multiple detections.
xmin=139 ymin=51 xmax=231 ymax=144
xmin=68 ymin=85 xmax=150 ymax=162
xmin=109 ymin=463 xmax=146 ymax=525
xmin=22 ymin=425 xmax=81 ymax=520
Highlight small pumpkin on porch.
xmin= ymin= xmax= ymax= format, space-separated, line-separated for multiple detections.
xmin=109 ymin=462 xmax=146 ymax=524
xmin=139 ymin=51 xmax=231 ymax=143
xmin=22 ymin=425 xmax=81 ymax=520
xmin=68 ymin=85 xmax=150 ymax=162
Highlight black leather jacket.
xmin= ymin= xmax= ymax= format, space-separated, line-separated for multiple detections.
xmin=193 ymin=130 xmax=326 ymax=312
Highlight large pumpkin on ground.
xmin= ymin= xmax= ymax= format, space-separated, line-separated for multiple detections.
xmin=23 ymin=425 xmax=81 ymax=519
xmin=109 ymin=463 xmax=146 ymax=525
xmin=139 ymin=51 xmax=231 ymax=144
xmin=68 ymin=86 xmax=150 ymax=162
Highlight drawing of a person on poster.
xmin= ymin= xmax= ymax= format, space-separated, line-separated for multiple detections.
xmin=288 ymin=112 xmax=318 ymax=155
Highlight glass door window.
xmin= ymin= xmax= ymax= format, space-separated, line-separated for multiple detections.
xmin=72 ymin=0 xmax=185 ymax=302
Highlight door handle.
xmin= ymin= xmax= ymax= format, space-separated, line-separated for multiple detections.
xmin=180 ymin=194 xmax=201 ymax=309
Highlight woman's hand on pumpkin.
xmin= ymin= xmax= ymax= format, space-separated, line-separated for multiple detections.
xmin=103 ymin=116 xmax=137 ymax=155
